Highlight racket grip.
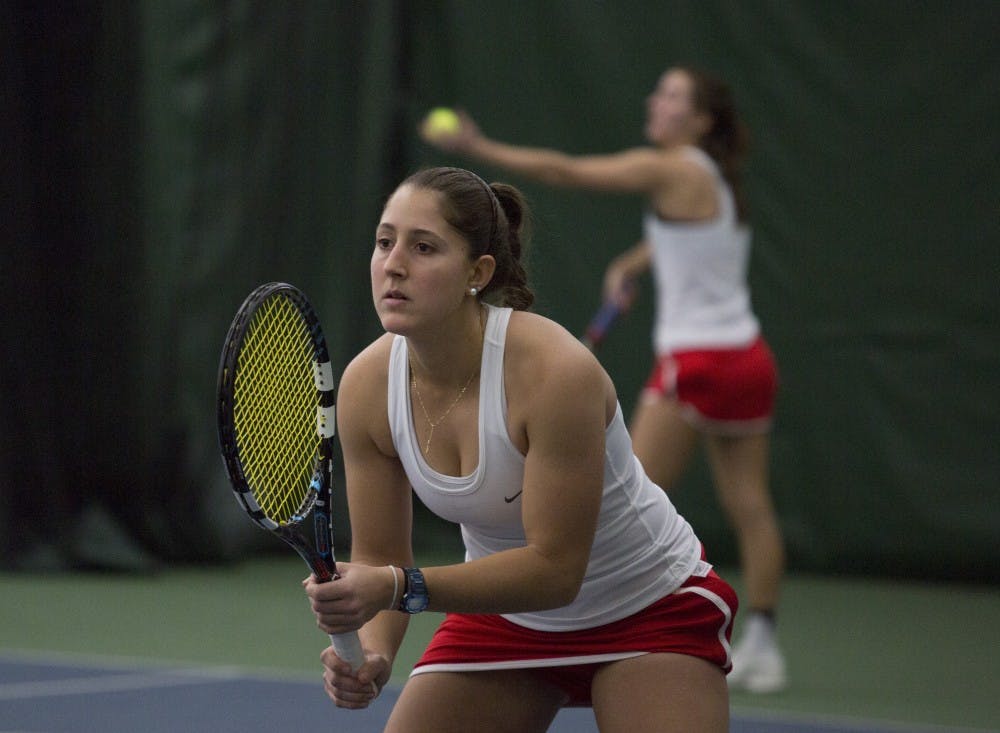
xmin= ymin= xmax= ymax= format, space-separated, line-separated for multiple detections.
xmin=330 ymin=631 xmax=365 ymax=672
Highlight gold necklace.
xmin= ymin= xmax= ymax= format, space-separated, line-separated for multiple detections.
xmin=409 ymin=308 xmax=485 ymax=455
xmin=410 ymin=367 xmax=477 ymax=454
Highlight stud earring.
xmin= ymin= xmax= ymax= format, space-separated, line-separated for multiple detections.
xmin=469 ymin=286 xmax=478 ymax=296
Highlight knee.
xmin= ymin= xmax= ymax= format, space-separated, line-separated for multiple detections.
xmin=717 ymin=486 xmax=777 ymax=529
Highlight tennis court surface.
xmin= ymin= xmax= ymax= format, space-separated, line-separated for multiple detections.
xmin=2 ymin=558 xmax=997 ymax=732
xmin=0 ymin=654 xmax=989 ymax=733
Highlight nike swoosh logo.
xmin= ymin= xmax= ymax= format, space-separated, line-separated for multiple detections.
xmin=504 ymin=490 xmax=523 ymax=503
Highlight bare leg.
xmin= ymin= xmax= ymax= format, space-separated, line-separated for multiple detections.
xmin=385 ymin=670 xmax=564 ymax=733
xmin=629 ymin=396 xmax=700 ymax=492
xmin=703 ymin=432 xmax=784 ymax=610
xmin=592 ymin=653 xmax=728 ymax=733
xmin=704 ymin=431 xmax=787 ymax=692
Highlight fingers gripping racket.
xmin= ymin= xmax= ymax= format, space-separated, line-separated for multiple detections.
xmin=217 ymin=282 xmax=365 ymax=671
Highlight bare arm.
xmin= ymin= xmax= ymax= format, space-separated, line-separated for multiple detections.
xmin=469 ymin=137 xmax=671 ymax=193
xmin=306 ymin=323 xmax=610 ymax=699
xmin=603 ymin=239 xmax=651 ymax=304
xmin=423 ymin=111 xmax=718 ymax=219
xmin=420 ymin=317 xmax=609 ymax=613
xmin=321 ymin=322 xmax=607 ymax=617
xmin=424 ymin=111 xmax=679 ymax=194
xmin=304 ymin=338 xmax=411 ymax=707
xmin=335 ymin=340 xmax=413 ymax=664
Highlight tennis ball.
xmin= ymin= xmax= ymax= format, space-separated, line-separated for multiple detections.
xmin=424 ymin=107 xmax=461 ymax=137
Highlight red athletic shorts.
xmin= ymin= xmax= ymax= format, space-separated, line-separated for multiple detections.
xmin=642 ymin=336 xmax=778 ymax=434
xmin=411 ymin=564 xmax=737 ymax=707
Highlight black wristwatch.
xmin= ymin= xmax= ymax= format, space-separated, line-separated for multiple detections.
xmin=398 ymin=567 xmax=429 ymax=614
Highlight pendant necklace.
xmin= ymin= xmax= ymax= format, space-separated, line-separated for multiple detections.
xmin=410 ymin=309 xmax=484 ymax=455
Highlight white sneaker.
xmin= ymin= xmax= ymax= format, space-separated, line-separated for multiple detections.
xmin=727 ymin=614 xmax=787 ymax=693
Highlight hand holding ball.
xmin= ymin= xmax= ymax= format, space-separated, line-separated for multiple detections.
xmin=422 ymin=107 xmax=462 ymax=139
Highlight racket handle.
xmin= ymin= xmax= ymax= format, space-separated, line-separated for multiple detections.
xmin=582 ymin=301 xmax=621 ymax=351
xmin=330 ymin=631 xmax=365 ymax=672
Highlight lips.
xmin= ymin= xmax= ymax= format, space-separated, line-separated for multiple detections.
xmin=384 ymin=289 xmax=408 ymax=302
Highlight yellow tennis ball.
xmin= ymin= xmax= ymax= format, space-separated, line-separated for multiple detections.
xmin=424 ymin=107 xmax=461 ymax=137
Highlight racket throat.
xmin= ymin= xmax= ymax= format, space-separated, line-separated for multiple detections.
xmin=275 ymin=525 xmax=337 ymax=582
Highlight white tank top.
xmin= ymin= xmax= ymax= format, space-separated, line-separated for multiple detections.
xmin=388 ymin=305 xmax=701 ymax=631
xmin=645 ymin=145 xmax=760 ymax=353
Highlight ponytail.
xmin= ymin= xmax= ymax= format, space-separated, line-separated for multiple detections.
xmin=485 ymin=183 xmax=533 ymax=310
xmin=679 ymin=67 xmax=751 ymax=221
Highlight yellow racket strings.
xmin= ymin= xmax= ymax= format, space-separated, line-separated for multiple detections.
xmin=233 ymin=295 xmax=319 ymax=524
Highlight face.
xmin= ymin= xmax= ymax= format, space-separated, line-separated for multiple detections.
xmin=644 ymin=69 xmax=707 ymax=146
xmin=371 ymin=184 xmax=478 ymax=335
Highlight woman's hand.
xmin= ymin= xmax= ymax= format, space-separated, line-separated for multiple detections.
xmin=602 ymin=240 xmax=648 ymax=309
xmin=304 ymin=564 xmax=398 ymax=708
xmin=319 ymin=644 xmax=392 ymax=709
xmin=303 ymin=563 xmax=395 ymax=635
xmin=419 ymin=109 xmax=483 ymax=154
xmin=602 ymin=264 xmax=638 ymax=312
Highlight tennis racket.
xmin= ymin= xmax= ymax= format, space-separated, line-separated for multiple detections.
xmin=217 ymin=281 xmax=365 ymax=671
xmin=581 ymin=280 xmax=636 ymax=352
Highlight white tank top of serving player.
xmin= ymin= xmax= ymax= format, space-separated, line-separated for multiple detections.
xmin=387 ymin=305 xmax=701 ymax=631
xmin=646 ymin=145 xmax=760 ymax=353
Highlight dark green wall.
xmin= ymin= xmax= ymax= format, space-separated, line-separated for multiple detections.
xmin=3 ymin=1 xmax=997 ymax=580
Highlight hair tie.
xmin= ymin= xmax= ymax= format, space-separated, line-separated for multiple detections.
xmin=386 ymin=565 xmax=400 ymax=610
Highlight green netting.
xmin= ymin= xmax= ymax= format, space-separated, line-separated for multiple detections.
xmin=3 ymin=1 xmax=997 ymax=580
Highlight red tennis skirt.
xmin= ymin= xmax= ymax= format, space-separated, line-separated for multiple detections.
xmin=411 ymin=564 xmax=738 ymax=706
xmin=642 ymin=336 xmax=778 ymax=434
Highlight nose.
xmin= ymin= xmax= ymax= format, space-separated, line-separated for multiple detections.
xmin=382 ymin=242 xmax=407 ymax=278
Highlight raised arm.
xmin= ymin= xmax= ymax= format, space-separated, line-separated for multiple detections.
xmin=422 ymin=111 xmax=718 ymax=218
xmin=424 ymin=111 xmax=679 ymax=194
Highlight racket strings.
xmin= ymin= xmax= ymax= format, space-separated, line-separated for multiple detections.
xmin=233 ymin=295 xmax=320 ymax=523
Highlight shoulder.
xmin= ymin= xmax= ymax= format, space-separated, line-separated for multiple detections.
xmin=340 ymin=332 xmax=395 ymax=396
xmin=504 ymin=311 xmax=613 ymax=409
xmin=505 ymin=310 xmax=587 ymax=361
xmin=662 ymin=146 xmax=718 ymax=185
xmin=621 ymin=146 xmax=718 ymax=195
xmin=337 ymin=333 xmax=397 ymax=452
xmin=650 ymin=146 xmax=719 ymax=219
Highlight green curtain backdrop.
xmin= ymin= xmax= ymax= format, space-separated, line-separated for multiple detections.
xmin=3 ymin=1 xmax=997 ymax=581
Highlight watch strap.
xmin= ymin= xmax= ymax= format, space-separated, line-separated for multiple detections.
xmin=398 ymin=566 xmax=429 ymax=614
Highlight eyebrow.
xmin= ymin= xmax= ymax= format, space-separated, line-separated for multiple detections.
xmin=376 ymin=223 xmax=444 ymax=240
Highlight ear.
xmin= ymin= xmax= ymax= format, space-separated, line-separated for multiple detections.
xmin=469 ymin=254 xmax=497 ymax=292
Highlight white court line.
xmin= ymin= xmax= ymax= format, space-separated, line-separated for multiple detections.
xmin=0 ymin=667 xmax=244 ymax=700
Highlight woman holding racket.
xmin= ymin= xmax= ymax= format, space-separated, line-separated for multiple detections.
xmin=304 ymin=166 xmax=736 ymax=731
xmin=420 ymin=66 xmax=787 ymax=693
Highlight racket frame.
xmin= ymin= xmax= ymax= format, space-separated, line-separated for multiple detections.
xmin=217 ymin=282 xmax=364 ymax=670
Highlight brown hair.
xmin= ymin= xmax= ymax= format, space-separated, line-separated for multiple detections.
xmin=676 ymin=66 xmax=751 ymax=221
xmin=401 ymin=167 xmax=534 ymax=310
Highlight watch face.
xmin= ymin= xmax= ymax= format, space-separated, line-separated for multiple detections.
xmin=401 ymin=568 xmax=428 ymax=613
xmin=405 ymin=594 xmax=428 ymax=613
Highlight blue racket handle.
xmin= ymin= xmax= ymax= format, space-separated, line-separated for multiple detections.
xmin=583 ymin=301 xmax=621 ymax=350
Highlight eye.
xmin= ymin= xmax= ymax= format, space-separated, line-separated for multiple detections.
xmin=375 ymin=236 xmax=393 ymax=250
xmin=415 ymin=240 xmax=435 ymax=254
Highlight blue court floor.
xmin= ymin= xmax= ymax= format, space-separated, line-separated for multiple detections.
xmin=0 ymin=654 xmax=991 ymax=733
